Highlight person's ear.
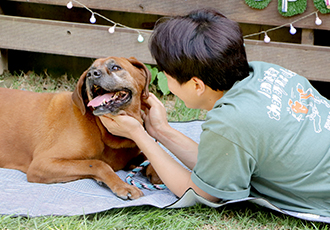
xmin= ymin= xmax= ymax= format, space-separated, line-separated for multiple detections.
xmin=191 ymin=77 xmax=206 ymax=96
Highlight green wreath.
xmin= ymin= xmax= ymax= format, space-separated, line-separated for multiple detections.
xmin=245 ymin=0 xmax=330 ymax=16
xmin=245 ymin=0 xmax=272 ymax=9
xmin=278 ymin=0 xmax=307 ymax=17
xmin=314 ymin=0 xmax=330 ymax=14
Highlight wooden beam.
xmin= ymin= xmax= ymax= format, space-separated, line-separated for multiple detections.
xmin=6 ymin=0 xmax=330 ymax=31
xmin=0 ymin=14 xmax=153 ymax=64
xmin=245 ymin=40 xmax=330 ymax=82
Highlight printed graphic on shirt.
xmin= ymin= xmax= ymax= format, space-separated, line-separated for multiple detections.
xmin=257 ymin=66 xmax=330 ymax=133
xmin=258 ymin=67 xmax=295 ymax=121
xmin=288 ymin=84 xmax=321 ymax=132
xmin=288 ymin=83 xmax=330 ymax=133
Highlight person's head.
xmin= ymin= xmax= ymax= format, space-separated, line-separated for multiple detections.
xmin=149 ymin=8 xmax=249 ymax=92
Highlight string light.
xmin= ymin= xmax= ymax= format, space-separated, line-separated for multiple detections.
xmin=89 ymin=13 xmax=96 ymax=24
xmin=263 ymin=32 xmax=271 ymax=43
xmin=315 ymin=12 xmax=322 ymax=25
xmin=66 ymin=0 xmax=150 ymax=42
xmin=67 ymin=1 xmax=322 ymax=45
xmin=137 ymin=33 xmax=144 ymax=43
xmin=289 ymin=24 xmax=297 ymax=35
xmin=108 ymin=24 xmax=116 ymax=34
xmin=243 ymin=10 xmax=322 ymax=43
xmin=66 ymin=1 xmax=73 ymax=9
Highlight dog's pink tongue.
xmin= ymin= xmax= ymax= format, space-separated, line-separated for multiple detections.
xmin=87 ymin=93 xmax=114 ymax=107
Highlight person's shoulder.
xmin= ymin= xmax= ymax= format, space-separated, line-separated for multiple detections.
xmin=248 ymin=61 xmax=302 ymax=78
xmin=248 ymin=61 xmax=285 ymax=73
xmin=202 ymin=97 xmax=248 ymax=134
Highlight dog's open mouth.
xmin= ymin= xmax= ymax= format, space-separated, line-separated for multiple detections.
xmin=87 ymin=85 xmax=132 ymax=116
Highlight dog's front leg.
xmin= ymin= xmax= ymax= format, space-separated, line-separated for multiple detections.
xmin=26 ymin=158 xmax=143 ymax=200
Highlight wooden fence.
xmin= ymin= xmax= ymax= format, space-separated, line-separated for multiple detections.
xmin=0 ymin=0 xmax=329 ymax=82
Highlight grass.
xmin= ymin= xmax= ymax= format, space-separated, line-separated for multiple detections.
xmin=0 ymin=203 xmax=328 ymax=229
xmin=0 ymin=71 xmax=76 ymax=93
xmin=0 ymin=71 xmax=329 ymax=229
xmin=161 ymin=94 xmax=207 ymax=122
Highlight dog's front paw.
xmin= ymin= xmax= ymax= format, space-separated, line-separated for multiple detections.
xmin=112 ymin=184 xmax=144 ymax=200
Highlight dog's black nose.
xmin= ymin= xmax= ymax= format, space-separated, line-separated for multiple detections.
xmin=87 ymin=69 xmax=102 ymax=78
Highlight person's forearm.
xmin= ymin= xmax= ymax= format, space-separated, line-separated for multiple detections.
xmin=132 ymin=127 xmax=219 ymax=202
xmin=153 ymin=123 xmax=198 ymax=170
xmin=132 ymin=127 xmax=193 ymax=197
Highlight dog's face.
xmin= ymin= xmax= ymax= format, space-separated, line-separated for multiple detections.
xmin=86 ymin=57 xmax=145 ymax=116
xmin=72 ymin=57 xmax=151 ymax=122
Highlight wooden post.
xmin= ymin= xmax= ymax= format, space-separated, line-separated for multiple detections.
xmin=0 ymin=49 xmax=8 ymax=75
xmin=0 ymin=5 xmax=8 ymax=74
xmin=301 ymin=29 xmax=314 ymax=45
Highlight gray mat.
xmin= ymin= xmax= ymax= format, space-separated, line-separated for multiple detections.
xmin=1 ymin=121 xmax=329 ymax=223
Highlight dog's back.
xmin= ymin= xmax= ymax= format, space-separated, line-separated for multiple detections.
xmin=0 ymin=88 xmax=75 ymax=172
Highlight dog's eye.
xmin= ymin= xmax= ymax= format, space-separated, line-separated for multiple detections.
xmin=111 ymin=65 xmax=122 ymax=71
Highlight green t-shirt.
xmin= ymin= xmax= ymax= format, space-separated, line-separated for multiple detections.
xmin=191 ymin=61 xmax=330 ymax=217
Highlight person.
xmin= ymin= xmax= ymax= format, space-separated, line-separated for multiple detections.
xmin=100 ymin=8 xmax=330 ymax=217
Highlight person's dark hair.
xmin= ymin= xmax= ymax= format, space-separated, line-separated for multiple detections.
xmin=149 ymin=8 xmax=250 ymax=91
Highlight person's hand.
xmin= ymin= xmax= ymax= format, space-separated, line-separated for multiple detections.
xmin=99 ymin=112 xmax=143 ymax=140
xmin=142 ymin=93 xmax=170 ymax=139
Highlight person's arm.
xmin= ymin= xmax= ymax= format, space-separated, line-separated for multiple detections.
xmin=141 ymin=93 xmax=198 ymax=170
xmin=100 ymin=114 xmax=219 ymax=202
xmin=146 ymin=119 xmax=198 ymax=170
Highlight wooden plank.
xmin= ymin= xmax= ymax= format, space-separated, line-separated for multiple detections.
xmin=6 ymin=0 xmax=330 ymax=31
xmin=0 ymin=14 xmax=153 ymax=63
xmin=0 ymin=15 xmax=329 ymax=81
xmin=301 ymin=29 xmax=314 ymax=45
xmin=0 ymin=4 xmax=8 ymax=74
xmin=0 ymin=49 xmax=8 ymax=75
xmin=245 ymin=40 xmax=330 ymax=82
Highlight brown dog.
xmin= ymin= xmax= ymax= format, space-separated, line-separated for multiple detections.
xmin=0 ymin=56 xmax=158 ymax=199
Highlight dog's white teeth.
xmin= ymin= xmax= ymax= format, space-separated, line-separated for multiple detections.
xmin=102 ymin=99 xmax=107 ymax=105
xmin=113 ymin=91 xmax=120 ymax=98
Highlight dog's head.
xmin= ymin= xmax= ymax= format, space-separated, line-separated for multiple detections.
xmin=72 ymin=57 xmax=151 ymax=123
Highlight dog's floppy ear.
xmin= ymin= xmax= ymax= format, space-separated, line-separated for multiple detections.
xmin=127 ymin=57 xmax=151 ymax=100
xmin=72 ymin=70 xmax=88 ymax=115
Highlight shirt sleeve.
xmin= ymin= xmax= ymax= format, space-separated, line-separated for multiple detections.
xmin=191 ymin=130 xmax=257 ymax=200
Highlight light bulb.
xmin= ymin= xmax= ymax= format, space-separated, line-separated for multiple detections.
xmin=67 ymin=1 xmax=73 ymax=9
xmin=137 ymin=34 xmax=144 ymax=43
xmin=90 ymin=14 xmax=96 ymax=24
xmin=108 ymin=25 xmax=116 ymax=34
xmin=289 ymin=24 xmax=297 ymax=35
xmin=315 ymin=15 xmax=322 ymax=26
xmin=264 ymin=33 xmax=270 ymax=43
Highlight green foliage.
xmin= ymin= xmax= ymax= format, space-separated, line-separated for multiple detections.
xmin=164 ymin=96 xmax=206 ymax=121
xmin=145 ymin=64 xmax=170 ymax=96
xmin=244 ymin=0 xmax=271 ymax=9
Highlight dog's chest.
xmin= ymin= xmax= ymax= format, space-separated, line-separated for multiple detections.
xmin=101 ymin=146 xmax=141 ymax=171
